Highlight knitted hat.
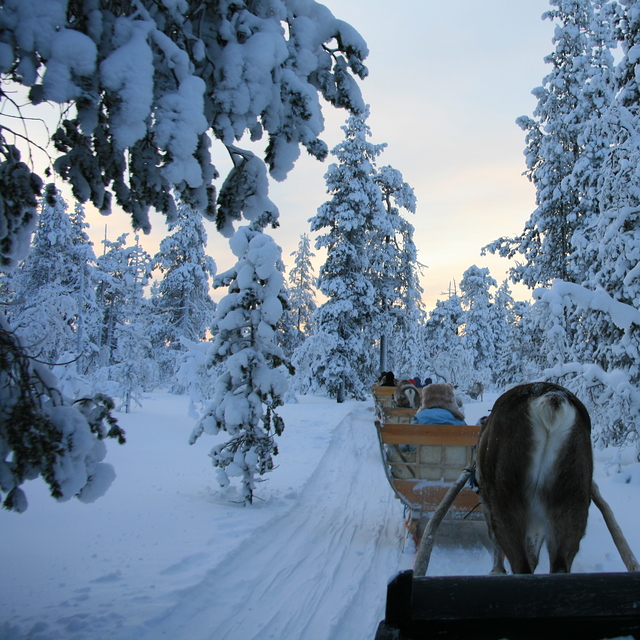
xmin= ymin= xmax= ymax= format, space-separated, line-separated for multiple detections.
xmin=418 ymin=383 xmax=465 ymax=421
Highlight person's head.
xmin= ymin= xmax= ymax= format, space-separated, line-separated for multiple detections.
xmin=418 ymin=383 xmax=464 ymax=420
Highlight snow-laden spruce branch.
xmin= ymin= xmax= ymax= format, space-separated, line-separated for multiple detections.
xmin=0 ymin=315 xmax=125 ymax=512
xmin=534 ymin=279 xmax=640 ymax=332
xmin=0 ymin=0 xmax=369 ymax=261
xmin=542 ymin=360 xmax=640 ymax=407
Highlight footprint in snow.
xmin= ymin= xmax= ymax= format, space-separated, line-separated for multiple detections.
xmin=160 ymin=552 xmax=209 ymax=576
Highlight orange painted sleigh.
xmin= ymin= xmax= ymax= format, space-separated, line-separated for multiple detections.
xmin=372 ymin=385 xmax=483 ymax=538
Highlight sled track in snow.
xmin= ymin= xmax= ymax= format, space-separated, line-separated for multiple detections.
xmin=136 ymin=405 xmax=405 ymax=640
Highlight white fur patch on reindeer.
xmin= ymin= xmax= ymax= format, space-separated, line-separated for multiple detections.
xmin=525 ymin=393 xmax=576 ymax=553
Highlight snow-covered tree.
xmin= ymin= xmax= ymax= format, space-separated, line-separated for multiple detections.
xmin=95 ymin=234 xmax=130 ymax=368
xmin=154 ymin=202 xmax=216 ymax=345
xmin=423 ymin=286 xmax=471 ymax=386
xmin=95 ymin=234 xmax=155 ymax=412
xmin=282 ymin=234 xmax=317 ymax=356
xmin=490 ymin=280 xmax=527 ymax=389
xmin=190 ymin=223 xmax=291 ymax=504
xmin=279 ymin=234 xmax=317 ymax=363
xmin=301 ymin=108 xmax=389 ymax=400
xmin=382 ymin=238 xmax=427 ymax=379
xmin=152 ymin=202 xmax=216 ymax=384
xmin=275 ymin=279 xmax=299 ymax=362
xmin=369 ymin=164 xmax=422 ymax=375
xmin=10 ymin=187 xmax=75 ymax=363
xmin=484 ymin=0 xmax=616 ymax=289
xmin=11 ymin=186 xmax=99 ymax=368
xmin=590 ymin=2 xmax=640 ymax=353
xmin=66 ymin=200 xmax=101 ymax=376
xmin=568 ymin=2 xmax=640 ymax=364
xmin=459 ymin=265 xmax=498 ymax=381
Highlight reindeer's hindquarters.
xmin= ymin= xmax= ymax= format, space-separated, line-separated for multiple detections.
xmin=478 ymin=383 xmax=593 ymax=574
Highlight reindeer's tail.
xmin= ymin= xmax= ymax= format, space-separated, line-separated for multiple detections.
xmin=532 ymin=391 xmax=577 ymax=434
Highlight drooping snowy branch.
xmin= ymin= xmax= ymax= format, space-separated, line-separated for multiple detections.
xmin=0 ymin=0 xmax=369 ymax=264
xmin=0 ymin=315 xmax=125 ymax=512
xmin=532 ymin=278 xmax=640 ymax=447
xmin=533 ymin=279 xmax=640 ymax=332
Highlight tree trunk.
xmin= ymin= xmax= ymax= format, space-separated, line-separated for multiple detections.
xmin=380 ymin=333 xmax=388 ymax=373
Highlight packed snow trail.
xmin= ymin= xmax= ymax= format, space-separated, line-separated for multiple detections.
xmin=131 ymin=404 xmax=405 ymax=640
xmin=0 ymin=394 xmax=406 ymax=640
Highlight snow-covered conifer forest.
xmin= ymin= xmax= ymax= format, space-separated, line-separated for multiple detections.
xmin=2 ymin=1 xmax=640 ymax=638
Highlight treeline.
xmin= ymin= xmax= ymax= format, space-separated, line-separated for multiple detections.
xmin=1 ymin=186 xmax=217 ymax=413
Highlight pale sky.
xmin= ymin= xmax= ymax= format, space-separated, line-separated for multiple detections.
xmin=17 ymin=0 xmax=557 ymax=309
xmin=205 ymin=0 xmax=556 ymax=308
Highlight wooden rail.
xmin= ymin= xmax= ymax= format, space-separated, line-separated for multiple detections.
xmin=379 ymin=423 xmax=480 ymax=447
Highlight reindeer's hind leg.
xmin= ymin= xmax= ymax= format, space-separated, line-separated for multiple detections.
xmin=545 ymin=431 xmax=592 ymax=573
xmin=479 ymin=499 xmax=506 ymax=574
xmin=482 ymin=499 xmax=532 ymax=574
xmin=489 ymin=538 xmax=506 ymax=574
xmin=503 ymin=540 xmax=535 ymax=574
xmin=545 ymin=500 xmax=589 ymax=573
xmin=492 ymin=504 xmax=537 ymax=574
xmin=546 ymin=522 xmax=581 ymax=573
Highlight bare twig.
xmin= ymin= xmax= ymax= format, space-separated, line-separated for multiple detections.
xmin=0 ymin=124 xmax=51 ymax=156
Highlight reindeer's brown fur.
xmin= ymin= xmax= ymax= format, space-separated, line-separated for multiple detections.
xmin=477 ymin=382 xmax=593 ymax=574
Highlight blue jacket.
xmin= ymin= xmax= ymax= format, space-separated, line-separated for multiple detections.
xmin=412 ymin=407 xmax=466 ymax=426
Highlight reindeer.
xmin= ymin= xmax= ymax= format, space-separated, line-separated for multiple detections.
xmin=476 ymin=382 xmax=593 ymax=574
xmin=394 ymin=380 xmax=420 ymax=409
xmin=466 ymin=381 xmax=484 ymax=401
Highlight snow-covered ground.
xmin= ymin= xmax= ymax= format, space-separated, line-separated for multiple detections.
xmin=2 ymin=392 xmax=640 ymax=640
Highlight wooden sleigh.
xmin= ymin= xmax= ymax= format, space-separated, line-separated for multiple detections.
xmin=372 ymin=385 xmax=483 ymax=541
xmin=373 ymin=384 xmax=640 ymax=640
